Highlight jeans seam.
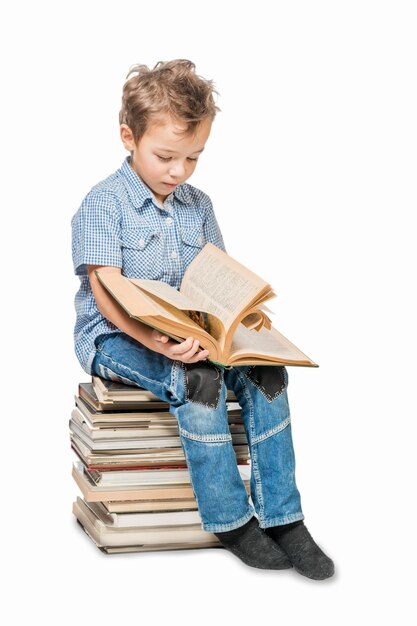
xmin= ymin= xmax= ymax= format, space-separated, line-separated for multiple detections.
xmin=170 ymin=361 xmax=179 ymax=394
xmin=172 ymin=408 xmax=199 ymax=514
xmin=236 ymin=370 xmax=265 ymax=518
xmin=169 ymin=361 xmax=182 ymax=404
xmin=251 ymin=417 xmax=291 ymax=445
xmin=202 ymin=509 xmax=255 ymax=533
xmin=259 ymin=512 xmax=305 ymax=529
xmin=179 ymin=427 xmax=232 ymax=443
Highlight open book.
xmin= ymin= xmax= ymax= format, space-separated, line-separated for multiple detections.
xmin=96 ymin=243 xmax=317 ymax=368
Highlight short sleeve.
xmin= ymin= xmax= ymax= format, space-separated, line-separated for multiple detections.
xmin=71 ymin=191 xmax=122 ymax=276
xmin=202 ymin=196 xmax=226 ymax=252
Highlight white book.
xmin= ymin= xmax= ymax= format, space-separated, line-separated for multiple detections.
xmin=88 ymin=500 xmax=202 ymax=528
xmin=102 ymin=499 xmax=198 ymax=513
xmin=70 ymin=420 xmax=183 ymax=450
xmin=73 ymin=497 xmax=219 ymax=548
xmin=72 ymin=464 xmax=196 ymax=502
xmin=71 ymin=407 xmax=180 ymax=439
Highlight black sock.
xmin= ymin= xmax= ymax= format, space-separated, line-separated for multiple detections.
xmin=267 ymin=519 xmax=304 ymax=539
xmin=214 ymin=516 xmax=292 ymax=570
xmin=266 ymin=521 xmax=334 ymax=580
xmin=215 ymin=517 xmax=256 ymax=543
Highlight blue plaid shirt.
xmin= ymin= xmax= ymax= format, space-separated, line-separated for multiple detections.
xmin=72 ymin=157 xmax=226 ymax=373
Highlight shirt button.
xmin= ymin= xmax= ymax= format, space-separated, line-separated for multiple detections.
xmin=138 ymin=239 xmax=145 ymax=249
xmin=171 ymin=251 xmax=177 ymax=259
xmin=197 ymin=235 xmax=203 ymax=245
xmin=166 ymin=217 xmax=173 ymax=225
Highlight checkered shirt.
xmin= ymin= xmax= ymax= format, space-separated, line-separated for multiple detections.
xmin=71 ymin=157 xmax=226 ymax=373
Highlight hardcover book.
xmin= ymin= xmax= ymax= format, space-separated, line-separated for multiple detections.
xmin=96 ymin=243 xmax=317 ymax=368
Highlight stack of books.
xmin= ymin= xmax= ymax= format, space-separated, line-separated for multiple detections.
xmin=71 ymin=376 xmax=251 ymax=554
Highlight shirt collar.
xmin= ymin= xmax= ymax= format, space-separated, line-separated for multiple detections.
xmin=118 ymin=157 xmax=192 ymax=210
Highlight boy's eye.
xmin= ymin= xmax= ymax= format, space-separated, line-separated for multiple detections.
xmin=156 ymin=155 xmax=199 ymax=163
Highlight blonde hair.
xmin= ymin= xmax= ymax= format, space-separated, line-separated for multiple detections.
xmin=119 ymin=59 xmax=219 ymax=141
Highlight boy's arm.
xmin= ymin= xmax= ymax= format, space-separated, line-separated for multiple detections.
xmin=87 ymin=265 xmax=209 ymax=364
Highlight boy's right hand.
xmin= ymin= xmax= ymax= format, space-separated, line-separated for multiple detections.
xmin=151 ymin=331 xmax=209 ymax=364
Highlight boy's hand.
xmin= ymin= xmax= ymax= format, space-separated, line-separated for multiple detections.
xmin=151 ymin=331 xmax=209 ymax=364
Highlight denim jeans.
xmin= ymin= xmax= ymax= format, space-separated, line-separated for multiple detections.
xmin=91 ymin=332 xmax=304 ymax=533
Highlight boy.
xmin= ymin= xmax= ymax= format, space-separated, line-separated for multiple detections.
xmin=72 ymin=60 xmax=334 ymax=579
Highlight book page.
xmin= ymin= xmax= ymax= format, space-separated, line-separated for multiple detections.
xmin=241 ymin=310 xmax=272 ymax=331
xmin=129 ymin=279 xmax=204 ymax=311
xmin=96 ymin=271 xmax=199 ymax=327
xmin=130 ymin=279 xmax=226 ymax=342
xmin=130 ymin=280 xmax=245 ymax=343
xmin=228 ymin=324 xmax=317 ymax=366
xmin=181 ymin=244 xmax=271 ymax=330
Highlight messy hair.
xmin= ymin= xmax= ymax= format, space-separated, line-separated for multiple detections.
xmin=119 ymin=59 xmax=219 ymax=141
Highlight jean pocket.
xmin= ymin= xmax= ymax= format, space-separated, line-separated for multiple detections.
xmin=120 ymin=227 xmax=163 ymax=278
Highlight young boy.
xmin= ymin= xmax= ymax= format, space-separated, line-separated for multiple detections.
xmin=72 ymin=59 xmax=334 ymax=579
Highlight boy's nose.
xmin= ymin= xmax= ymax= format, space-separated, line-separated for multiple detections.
xmin=168 ymin=162 xmax=185 ymax=179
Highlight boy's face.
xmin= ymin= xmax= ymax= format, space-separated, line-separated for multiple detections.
xmin=120 ymin=115 xmax=212 ymax=204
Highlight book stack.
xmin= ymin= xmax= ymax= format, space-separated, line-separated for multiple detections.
xmin=71 ymin=376 xmax=251 ymax=553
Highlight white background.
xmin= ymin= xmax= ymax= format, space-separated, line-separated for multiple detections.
xmin=2 ymin=1 xmax=416 ymax=623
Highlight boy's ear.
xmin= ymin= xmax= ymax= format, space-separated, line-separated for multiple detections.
xmin=120 ymin=124 xmax=136 ymax=151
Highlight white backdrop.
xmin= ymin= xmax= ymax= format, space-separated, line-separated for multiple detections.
xmin=2 ymin=1 xmax=416 ymax=624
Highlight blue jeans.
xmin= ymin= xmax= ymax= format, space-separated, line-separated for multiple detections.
xmin=91 ymin=332 xmax=304 ymax=533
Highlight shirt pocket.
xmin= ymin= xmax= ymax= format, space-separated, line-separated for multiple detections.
xmin=180 ymin=227 xmax=205 ymax=269
xmin=120 ymin=227 xmax=163 ymax=279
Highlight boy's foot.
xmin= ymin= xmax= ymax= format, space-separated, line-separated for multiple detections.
xmin=214 ymin=517 xmax=292 ymax=570
xmin=266 ymin=521 xmax=334 ymax=580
